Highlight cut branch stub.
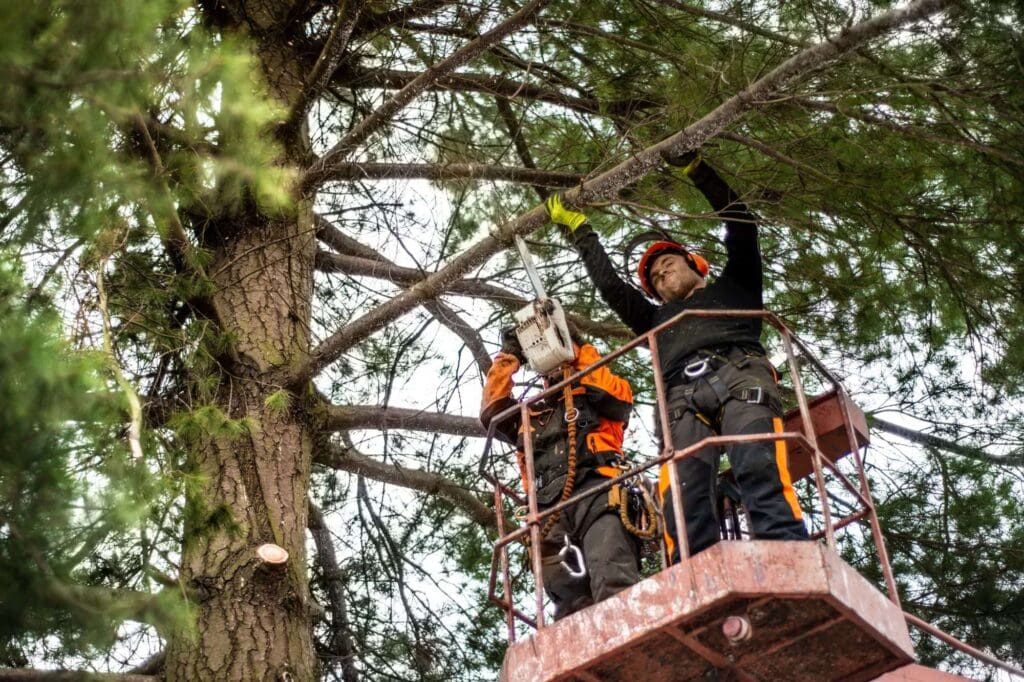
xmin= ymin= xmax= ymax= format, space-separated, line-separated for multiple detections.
xmin=256 ymin=543 xmax=290 ymax=565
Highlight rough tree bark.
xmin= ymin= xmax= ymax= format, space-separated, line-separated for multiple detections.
xmin=163 ymin=4 xmax=318 ymax=679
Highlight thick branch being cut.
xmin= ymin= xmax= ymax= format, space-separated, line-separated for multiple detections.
xmin=303 ymin=0 xmax=554 ymax=192
xmin=314 ymin=441 xmax=495 ymax=530
xmin=324 ymin=405 xmax=486 ymax=437
xmin=291 ymin=0 xmax=956 ymax=387
xmin=310 ymin=161 xmax=582 ymax=187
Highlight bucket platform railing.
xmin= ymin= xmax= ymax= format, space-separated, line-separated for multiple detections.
xmin=477 ymin=308 xmax=1024 ymax=680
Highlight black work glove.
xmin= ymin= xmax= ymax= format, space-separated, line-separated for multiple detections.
xmin=500 ymin=326 xmax=526 ymax=363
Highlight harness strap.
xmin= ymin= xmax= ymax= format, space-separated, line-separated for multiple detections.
xmin=539 ymin=366 xmax=579 ymax=540
xmin=668 ymin=376 xmax=769 ymax=424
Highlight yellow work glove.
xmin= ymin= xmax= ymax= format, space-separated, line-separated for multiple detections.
xmin=545 ymin=194 xmax=588 ymax=232
xmin=660 ymin=149 xmax=702 ymax=176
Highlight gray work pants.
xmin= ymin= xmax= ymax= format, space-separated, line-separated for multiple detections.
xmin=537 ymin=473 xmax=641 ymax=620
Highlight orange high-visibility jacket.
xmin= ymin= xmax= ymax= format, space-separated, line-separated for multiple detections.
xmin=480 ymin=344 xmax=633 ymax=495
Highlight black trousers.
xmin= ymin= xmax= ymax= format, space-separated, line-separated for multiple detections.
xmin=659 ymin=352 xmax=808 ymax=563
xmin=538 ymin=473 xmax=641 ymax=620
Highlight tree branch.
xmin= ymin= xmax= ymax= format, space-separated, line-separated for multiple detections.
xmin=352 ymin=0 xmax=455 ymax=37
xmin=655 ymin=0 xmax=809 ymax=48
xmin=314 ymin=441 xmax=495 ymax=530
xmin=302 ymin=0 xmax=554 ymax=192
xmin=128 ymin=652 xmax=164 ymax=676
xmin=422 ymin=299 xmax=492 ymax=378
xmin=291 ymin=0 xmax=956 ymax=386
xmin=309 ymin=160 xmax=582 ymax=187
xmin=496 ymin=98 xmax=548 ymax=200
xmin=324 ymin=405 xmax=486 ymax=437
xmin=871 ymin=416 xmax=1024 ymax=467
xmin=314 ymin=213 xmax=383 ymax=261
xmin=336 ymin=66 xmax=651 ymax=117
xmin=717 ymin=130 xmax=833 ymax=183
xmin=129 ymin=115 xmax=235 ymax=346
xmin=790 ymin=97 xmax=1024 ymax=167
xmin=314 ymin=249 xmax=630 ymax=339
xmin=308 ymin=501 xmax=360 ymax=681
xmin=0 ymin=671 xmax=156 ymax=681
xmin=285 ymin=0 xmax=367 ymax=133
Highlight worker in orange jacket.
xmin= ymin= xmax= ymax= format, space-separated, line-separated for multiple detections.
xmin=480 ymin=326 xmax=640 ymax=620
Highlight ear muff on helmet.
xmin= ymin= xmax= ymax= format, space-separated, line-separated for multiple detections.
xmin=637 ymin=241 xmax=709 ymax=300
xmin=686 ymin=252 xmax=710 ymax=277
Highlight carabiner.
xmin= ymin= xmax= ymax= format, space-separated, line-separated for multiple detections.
xmin=684 ymin=358 xmax=711 ymax=379
xmin=558 ymin=535 xmax=587 ymax=579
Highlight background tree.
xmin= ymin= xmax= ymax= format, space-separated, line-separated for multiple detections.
xmin=1 ymin=0 xmax=1022 ymax=680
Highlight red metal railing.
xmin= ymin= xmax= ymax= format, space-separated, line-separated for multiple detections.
xmin=477 ymin=308 xmax=1024 ymax=677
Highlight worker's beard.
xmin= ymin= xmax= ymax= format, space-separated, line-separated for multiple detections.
xmin=659 ymin=273 xmax=705 ymax=303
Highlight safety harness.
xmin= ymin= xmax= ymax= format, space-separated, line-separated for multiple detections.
xmin=666 ymin=346 xmax=774 ymax=426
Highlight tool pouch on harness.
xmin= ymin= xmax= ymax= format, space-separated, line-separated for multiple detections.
xmin=521 ymin=396 xmax=599 ymax=506
xmin=607 ymin=480 xmax=660 ymax=540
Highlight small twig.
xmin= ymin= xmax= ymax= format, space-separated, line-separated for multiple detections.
xmin=96 ymin=257 xmax=145 ymax=461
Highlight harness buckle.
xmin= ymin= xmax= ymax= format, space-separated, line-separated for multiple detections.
xmin=558 ymin=535 xmax=587 ymax=579
xmin=683 ymin=358 xmax=712 ymax=379
xmin=743 ymin=386 xmax=764 ymax=404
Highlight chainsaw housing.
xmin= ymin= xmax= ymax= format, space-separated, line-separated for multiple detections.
xmin=514 ymin=298 xmax=575 ymax=374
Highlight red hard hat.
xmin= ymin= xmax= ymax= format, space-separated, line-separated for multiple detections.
xmin=637 ymin=241 xmax=709 ymax=299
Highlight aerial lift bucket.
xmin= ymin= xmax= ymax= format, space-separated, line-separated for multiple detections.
xmin=485 ymin=310 xmax=1006 ymax=682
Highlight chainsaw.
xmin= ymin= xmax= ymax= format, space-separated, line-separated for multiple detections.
xmin=512 ymin=235 xmax=575 ymax=375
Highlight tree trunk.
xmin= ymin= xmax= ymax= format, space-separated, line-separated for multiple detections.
xmin=165 ymin=14 xmax=319 ymax=679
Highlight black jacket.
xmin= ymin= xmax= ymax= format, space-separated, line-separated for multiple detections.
xmin=571 ymin=163 xmax=764 ymax=382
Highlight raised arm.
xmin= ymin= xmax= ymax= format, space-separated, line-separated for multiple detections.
xmin=687 ymin=160 xmax=761 ymax=293
xmin=547 ymin=196 xmax=658 ymax=335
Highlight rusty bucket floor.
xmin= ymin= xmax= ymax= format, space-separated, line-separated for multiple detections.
xmin=500 ymin=541 xmax=914 ymax=682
